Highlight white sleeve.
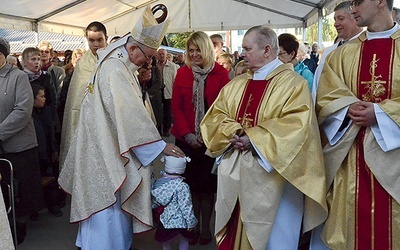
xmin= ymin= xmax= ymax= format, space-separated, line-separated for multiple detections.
xmin=311 ymin=64 xmax=323 ymax=105
xmin=321 ymin=107 xmax=352 ymax=146
xmin=132 ymin=140 xmax=166 ymax=166
xmin=251 ymin=140 xmax=274 ymax=173
xmin=371 ymin=104 xmax=400 ymax=152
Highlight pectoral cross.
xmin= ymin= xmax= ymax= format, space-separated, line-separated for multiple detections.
xmin=85 ymin=83 xmax=93 ymax=94
xmin=238 ymin=94 xmax=254 ymax=130
xmin=361 ymin=54 xmax=386 ymax=102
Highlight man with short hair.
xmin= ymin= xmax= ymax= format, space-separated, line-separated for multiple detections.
xmin=316 ymin=0 xmax=400 ymax=248
xmin=58 ymin=7 xmax=184 ymax=249
xmin=210 ymin=34 xmax=224 ymax=57
xmin=60 ymin=21 xmax=108 ymax=165
xmin=176 ymin=52 xmax=185 ymax=66
xmin=311 ymin=1 xmax=363 ymax=102
xmin=157 ymin=48 xmax=179 ymax=136
xmin=310 ymin=42 xmax=319 ymax=65
xmin=200 ymin=25 xmax=327 ymax=250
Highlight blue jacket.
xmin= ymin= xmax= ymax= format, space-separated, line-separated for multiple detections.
xmin=294 ymin=61 xmax=314 ymax=92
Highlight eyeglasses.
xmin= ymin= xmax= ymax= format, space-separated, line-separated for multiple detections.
xmin=40 ymin=50 xmax=50 ymax=54
xmin=350 ymin=0 xmax=364 ymax=9
xmin=137 ymin=46 xmax=152 ymax=60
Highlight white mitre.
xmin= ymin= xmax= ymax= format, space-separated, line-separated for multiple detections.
xmin=131 ymin=5 xmax=170 ymax=49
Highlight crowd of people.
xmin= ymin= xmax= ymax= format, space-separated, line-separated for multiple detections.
xmin=1 ymin=1 xmax=400 ymax=249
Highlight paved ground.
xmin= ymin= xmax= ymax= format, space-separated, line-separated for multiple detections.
xmin=17 ymin=135 xmax=217 ymax=250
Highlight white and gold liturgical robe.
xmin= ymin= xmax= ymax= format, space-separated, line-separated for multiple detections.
xmin=201 ymin=59 xmax=328 ymax=250
xmin=59 ymin=37 xmax=164 ymax=246
xmin=316 ymin=25 xmax=400 ymax=249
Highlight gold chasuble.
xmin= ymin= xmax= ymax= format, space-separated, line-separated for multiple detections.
xmin=60 ymin=49 xmax=97 ymax=166
xmin=317 ymin=31 xmax=400 ymax=249
xmin=201 ymin=64 xmax=328 ymax=250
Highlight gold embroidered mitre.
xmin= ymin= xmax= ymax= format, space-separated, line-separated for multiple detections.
xmin=131 ymin=6 xmax=170 ymax=49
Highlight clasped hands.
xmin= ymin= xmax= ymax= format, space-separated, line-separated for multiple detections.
xmin=348 ymin=101 xmax=377 ymax=127
xmin=230 ymin=134 xmax=251 ymax=151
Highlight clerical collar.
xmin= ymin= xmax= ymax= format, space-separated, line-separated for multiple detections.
xmin=366 ymin=23 xmax=400 ymax=40
xmin=252 ymin=58 xmax=283 ymax=80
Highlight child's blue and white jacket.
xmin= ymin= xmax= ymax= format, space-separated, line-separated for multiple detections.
xmin=151 ymin=176 xmax=197 ymax=229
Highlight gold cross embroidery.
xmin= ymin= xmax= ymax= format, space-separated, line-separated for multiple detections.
xmin=361 ymin=54 xmax=386 ymax=102
xmin=238 ymin=94 xmax=254 ymax=130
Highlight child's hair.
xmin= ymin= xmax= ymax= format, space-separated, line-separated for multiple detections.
xmin=31 ymin=84 xmax=45 ymax=99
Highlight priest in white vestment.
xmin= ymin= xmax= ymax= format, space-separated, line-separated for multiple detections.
xmin=58 ymin=6 xmax=184 ymax=250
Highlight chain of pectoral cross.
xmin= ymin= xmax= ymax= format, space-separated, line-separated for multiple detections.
xmin=239 ymin=94 xmax=254 ymax=130
xmin=361 ymin=53 xmax=387 ymax=102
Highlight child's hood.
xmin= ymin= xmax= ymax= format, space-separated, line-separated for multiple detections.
xmin=151 ymin=177 xmax=184 ymax=206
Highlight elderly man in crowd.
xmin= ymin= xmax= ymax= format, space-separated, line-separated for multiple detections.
xmin=157 ymin=47 xmax=179 ymax=136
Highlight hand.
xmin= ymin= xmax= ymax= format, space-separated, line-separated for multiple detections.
xmin=163 ymin=143 xmax=185 ymax=157
xmin=229 ymin=134 xmax=251 ymax=151
xmin=348 ymin=101 xmax=377 ymax=126
xmin=184 ymin=133 xmax=203 ymax=148
xmin=138 ymin=67 xmax=152 ymax=84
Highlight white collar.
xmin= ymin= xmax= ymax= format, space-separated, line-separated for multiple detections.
xmin=366 ymin=23 xmax=400 ymax=40
xmin=252 ymin=58 xmax=283 ymax=80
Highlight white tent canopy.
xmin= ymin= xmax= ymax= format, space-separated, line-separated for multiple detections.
xmin=1 ymin=0 xmax=341 ymax=36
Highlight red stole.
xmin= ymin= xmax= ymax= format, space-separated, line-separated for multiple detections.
xmin=355 ymin=38 xmax=394 ymax=249
xmin=218 ymin=79 xmax=271 ymax=250
xmin=235 ymin=79 xmax=271 ymax=128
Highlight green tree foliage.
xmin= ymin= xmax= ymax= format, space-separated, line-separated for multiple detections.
xmin=166 ymin=32 xmax=191 ymax=49
xmin=306 ymin=15 xmax=336 ymax=44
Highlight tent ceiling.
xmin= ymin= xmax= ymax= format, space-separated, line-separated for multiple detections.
xmin=0 ymin=0 xmax=340 ymax=36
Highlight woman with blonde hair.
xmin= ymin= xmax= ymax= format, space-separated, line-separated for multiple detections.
xmin=171 ymin=31 xmax=230 ymax=246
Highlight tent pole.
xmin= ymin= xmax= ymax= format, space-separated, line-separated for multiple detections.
xmin=317 ymin=8 xmax=323 ymax=48
xmin=188 ymin=0 xmax=191 ymax=30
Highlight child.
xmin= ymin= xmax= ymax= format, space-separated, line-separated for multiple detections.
xmin=151 ymin=155 xmax=197 ymax=250
xmin=31 ymin=84 xmax=63 ymax=218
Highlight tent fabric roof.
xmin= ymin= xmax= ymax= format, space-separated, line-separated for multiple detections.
xmin=0 ymin=0 xmax=341 ymax=37
xmin=0 ymin=28 xmax=87 ymax=54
